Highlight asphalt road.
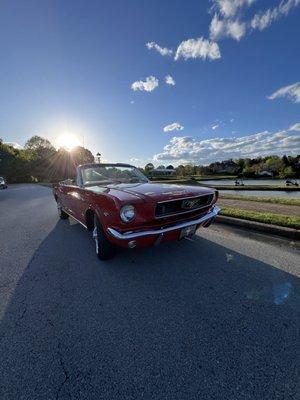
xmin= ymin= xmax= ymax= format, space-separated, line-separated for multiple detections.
xmin=0 ymin=184 xmax=299 ymax=400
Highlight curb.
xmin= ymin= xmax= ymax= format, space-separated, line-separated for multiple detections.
xmin=216 ymin=215 xmax=300 ymax=241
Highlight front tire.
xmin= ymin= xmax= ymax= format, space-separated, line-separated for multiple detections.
xmin=93 ymin=215 xmax=116 ymax=260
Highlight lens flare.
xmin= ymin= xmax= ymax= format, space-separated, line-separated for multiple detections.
xmin=56 ymin=133 xmax=81 ymax=151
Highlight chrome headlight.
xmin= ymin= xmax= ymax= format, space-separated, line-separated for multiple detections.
xmin=120 ymin=205 xmax=136 ymax=223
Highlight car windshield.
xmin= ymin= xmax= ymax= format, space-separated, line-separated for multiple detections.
xmin=81 ymin=165 xmax=148 ymax=186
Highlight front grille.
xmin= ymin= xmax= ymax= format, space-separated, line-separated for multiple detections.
xmin=155 ymin=194 xmax=214 ymax=218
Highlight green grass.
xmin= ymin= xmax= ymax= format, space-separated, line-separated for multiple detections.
xmin=220 ymin=207 xmax=300 ymax=229
xmin=220 ymin=194 xmax=300 ymax=206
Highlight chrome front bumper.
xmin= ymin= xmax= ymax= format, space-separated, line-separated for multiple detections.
xmin=107 ymin=205 xmax=221 ymax=240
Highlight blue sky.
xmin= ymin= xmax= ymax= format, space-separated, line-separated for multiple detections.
xmin=0 ymin=0 xmax=300 ymax=166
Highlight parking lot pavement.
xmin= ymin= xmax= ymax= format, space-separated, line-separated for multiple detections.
xmin=0 ymin=184 xmax=299 ymax=399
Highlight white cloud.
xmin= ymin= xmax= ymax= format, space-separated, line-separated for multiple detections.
xmin=130 ymin=157 xmax=140 ymax=162
xmin=153 ymin=126 xmax=300 ymax=164
xmin=251 ymin=0 xmax=300 ymax=31
xmin=210 ymin=0 xmax=300 ymax=42
xmin=212 ymin=124 xmax=219 ymax=130
xmin=290 ymin=122 xmax=300 ymax=131
xmin=131 ymin=76 xmax=159 ymax=92
xmin=146 ymin=42 xmax=173 ymax=56
xmin=175 ymin=37 xmax=221 ymax=61
xmin=4 ymin=141 xmax=23 ymax=149
xmin=209 ymin=14 xmax=227 ymax=40
xmin=226 ymin=20 xmax=246 ymax=40
xmin=211 ymin=0 xmax=256 ymax=18
xmin=210 ymin=15 xmax=246 ymax=41
xmin=165 ymin=75 xmax=176 ymax=86
xmin=268 ymin=82 xmax=300 ymax=103
xmin=163 ymin=122 xmax=184 ymax=133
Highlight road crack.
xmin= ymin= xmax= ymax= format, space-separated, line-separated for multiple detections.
xmin=56 ymin=344 xmax=70 ymax=400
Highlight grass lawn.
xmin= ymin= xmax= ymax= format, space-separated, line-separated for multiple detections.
xmin=220 ymin=207 xmax=300 ymax=230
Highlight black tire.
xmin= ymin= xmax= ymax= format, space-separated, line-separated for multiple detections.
xmin=57 ymin=200 xmax=69 ymax=219
xmin=93 ymin=215 xmax=116 ymax=260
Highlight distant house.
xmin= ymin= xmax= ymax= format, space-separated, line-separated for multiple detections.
xmin=258 ymin=170 xmax=273 ymax=177
xmin=149 ymin=168 xmax=176 ymax=177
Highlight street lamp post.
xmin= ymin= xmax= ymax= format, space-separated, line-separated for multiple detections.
xmin=95 ymin=152 xmax=101 ymax=163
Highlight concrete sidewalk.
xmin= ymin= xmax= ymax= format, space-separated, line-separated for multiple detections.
xmin=218 ymin=198 xmax=299 ymax=216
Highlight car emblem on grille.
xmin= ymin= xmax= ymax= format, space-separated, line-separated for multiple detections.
xmin=182 ymin=198 xmax=199 ymax=210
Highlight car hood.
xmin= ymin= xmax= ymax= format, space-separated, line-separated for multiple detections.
xmin=105 ymin=182 xmax=214 ymax=203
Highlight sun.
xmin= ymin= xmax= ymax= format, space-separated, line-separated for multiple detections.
xmin=56 ymin=133 xmax=81 ymax=151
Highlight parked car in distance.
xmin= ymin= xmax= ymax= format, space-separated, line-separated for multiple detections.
xmin=0 ymin=177 xmax=8 ymax=189
xmin=53 ymin=163 xmax=220 ymax=260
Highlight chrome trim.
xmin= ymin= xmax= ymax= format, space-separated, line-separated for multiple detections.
xmin=107 ymin=205 xmax=220 ymax=240
xmin=155 ymin=192 xmax=215 ymax=219
xmin=155 ymin=204 xmax=212 ymax=219
xmin=60 ymin=207 xmax=88 ymax=229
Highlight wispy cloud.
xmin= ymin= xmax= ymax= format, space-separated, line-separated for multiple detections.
xmin=210 ymin=0 xmax=300 ymax=41
xmin=212 ymin=124 xmax=220 ymax=130
xmin=268 ymin=82 xmax=300 ymax=103
xmin=211 ymin=0 xmax=256 ymax=18
xmin=251 ymin=0 xmax=300 ymax=31
xmin=154 ymin=125 xmax=300 ymax=164
xmin=290 ymin=122 xmax=300 ymax=131
xmin=165 ymin=75 xmax=176 ymax=86
xmin=163 ymin=122 xmax=184 ymax=132
xmin=175 ymin=37 xmax=221 ymax=61
xmin=131 ymin=76 xmax=159 ymax=92
xmin=210 ymin=15 xmax=246 ymax=41
xmin=146 ymin=42 xmax=173 ymax=56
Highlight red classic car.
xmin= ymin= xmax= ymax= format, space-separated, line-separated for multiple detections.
xmin=53 ymin=163 xmax=220 ymax=260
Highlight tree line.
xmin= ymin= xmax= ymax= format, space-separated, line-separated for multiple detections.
xmin=1 ymin=135 xmax=299 ymax=183
xmin=145 ymin=155 xmax=300 ymax=179
xmin=0 ymin=136 xmax=94 ymax=183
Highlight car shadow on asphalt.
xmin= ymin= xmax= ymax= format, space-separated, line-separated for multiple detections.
xmin=0 ymin=219 xmax=299 ymax=399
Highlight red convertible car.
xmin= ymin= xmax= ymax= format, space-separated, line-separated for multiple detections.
xmin=53 ymin=163 xmax=220 ymax=260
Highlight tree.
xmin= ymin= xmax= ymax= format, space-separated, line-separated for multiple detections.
xmin=144 ymin=163 xmax=154 ymax=176
xmin=0 ymin=142 xmax=33 ymax=182
xmin=25 ymin=135 xmax=54 ymax=151
xmin=49 ymin=146 xmax=94 ymax=182
xmin=71 ymin=146 xmax=94 ymax=165
xmin=166 ymin=165 xmax=174 ymax=169
xmin=176 ymin=165 xmax=186 ymax=176
xmin=145 ymin=163 xmax=154 ymax=170
xmin=279 ymin=166 xmax=296 ymax=179
xmin=23 ymin=136 xmax=56 ymax=181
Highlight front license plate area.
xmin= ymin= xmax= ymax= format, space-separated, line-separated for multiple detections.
xmin=180 ymin=224 xmax=197 ymax=239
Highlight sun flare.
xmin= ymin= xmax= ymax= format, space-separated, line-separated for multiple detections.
xmin=56 ymin=133 xmax=81 ymax=151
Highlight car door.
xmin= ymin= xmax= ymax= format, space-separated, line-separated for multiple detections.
xmin=64 ymin=171 xmax=91 ymax=225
